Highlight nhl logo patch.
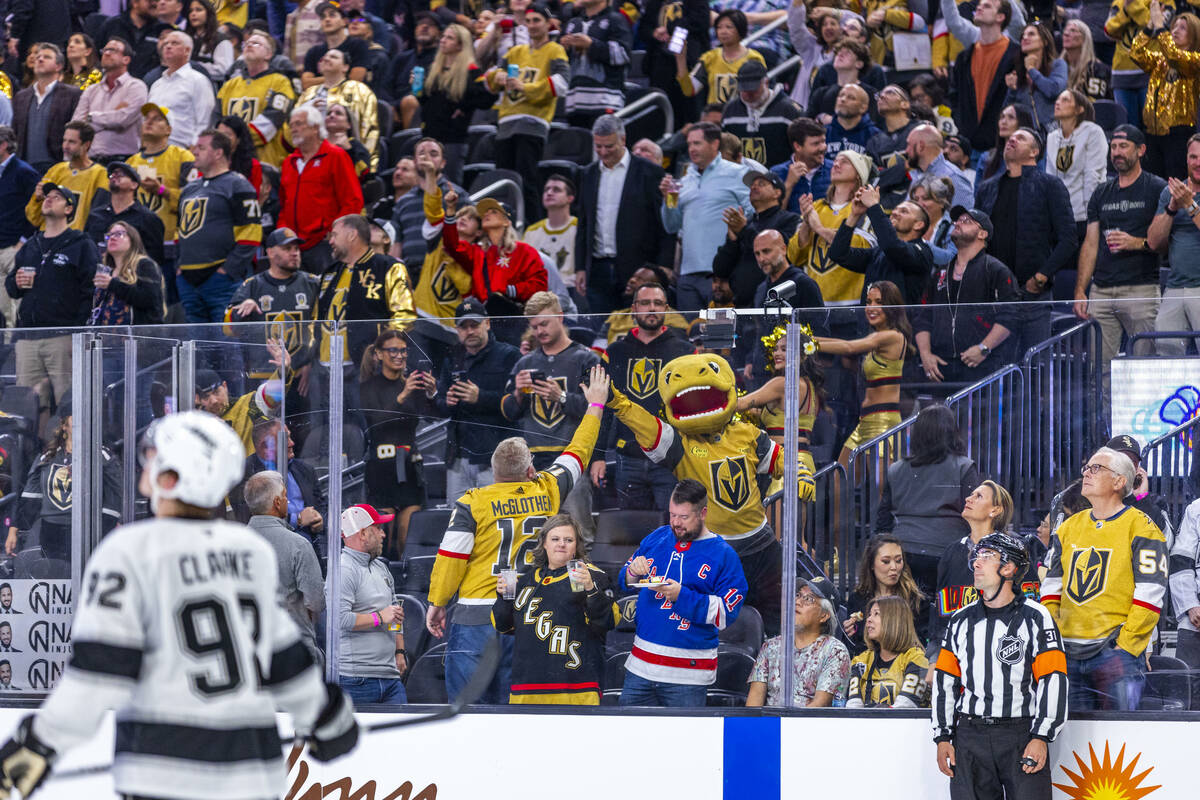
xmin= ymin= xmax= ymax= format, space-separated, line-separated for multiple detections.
xmin=997 ymin=635 xmax=1023 ymax=665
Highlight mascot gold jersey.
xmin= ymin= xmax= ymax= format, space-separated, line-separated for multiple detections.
xmin=607 ymin=353 xmax=814 ymax=543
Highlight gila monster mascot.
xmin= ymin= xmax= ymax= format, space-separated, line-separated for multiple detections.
xmin=607 ymin=353 xmax=814 ymax=636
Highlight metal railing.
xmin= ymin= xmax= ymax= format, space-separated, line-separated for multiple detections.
xmin=742 ymin=13 xmax=789 ymax=49
xmin=1019 ymin=320 xmax=1105 ymax=520
xmin=614 ymin=88 xmax=674 ymax=138
xmin=1141 ymin=414 xmax=1200 ymax=526
xmin=768 ymin=54 xmax=801 ymax=81
xmin=470 ymin=179 xmax=525 ymax=230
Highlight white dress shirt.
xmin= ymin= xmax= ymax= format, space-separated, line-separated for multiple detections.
xmin=593 ymin=148 xmax=630 ymax=258
xmin=147 ymin=63 xmax=215 ymax=148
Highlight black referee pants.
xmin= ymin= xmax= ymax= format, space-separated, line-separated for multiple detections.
xmin=950 ymin=717 xmax=1050 ymax=800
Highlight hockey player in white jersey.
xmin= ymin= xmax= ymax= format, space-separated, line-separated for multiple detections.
xmin=0 ymin=411 xmax=358 ymax=799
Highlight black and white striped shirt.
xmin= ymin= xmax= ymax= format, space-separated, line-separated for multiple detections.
xmin=932 ymin=597 xmax=1068 ymax=742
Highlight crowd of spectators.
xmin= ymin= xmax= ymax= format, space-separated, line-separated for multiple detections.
xmin=0 ymin=0 xmax=1199 ymax=713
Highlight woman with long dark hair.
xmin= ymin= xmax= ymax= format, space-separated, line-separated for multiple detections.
xmin=738 ymin=325 xmax=825 ymax=473
xmin=977 ymin=103 xmax=1035 ymax=182
xmin=65 ymin=33 xmax=101 ymax=90
xmin=815 ymin=280 xmax=913 ymax=468
xmin=492 ymin=513 xmax=618 ymax=705
xmin=186 ymin=0 xmax=236 ymax=81
xmin=875 ymin=404 xmax=981 ymax=596
xmin=1004 ymin=23 xmax=1067 ymax=130
xmin=357 ymin=330 xmax=434 ymax=560
xmin=216 ymin=114 xmax=264 ymax=196
xmin=843 ymin=534 xmax=928 ymax=655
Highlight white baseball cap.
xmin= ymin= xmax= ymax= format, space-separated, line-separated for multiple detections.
xmin=341 ymin=503 xmax=395 ymax=536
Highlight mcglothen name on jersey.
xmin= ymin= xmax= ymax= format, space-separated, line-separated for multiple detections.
xmin=490 ymin=495 xmax=553 ymax=518
xmin=178 ymin=548 xmax=257 ymax=586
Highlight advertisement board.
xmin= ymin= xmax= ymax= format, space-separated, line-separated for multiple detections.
xmin=1111 ymin=357 xmax=1200 ymax=475
xmin=0 ymin=579 xmax=73 ymax=695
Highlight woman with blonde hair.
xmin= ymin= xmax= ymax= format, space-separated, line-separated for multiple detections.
xmin=1061 ymin=18 xmax=1112 ymax=101
xmin=1131 ymin=2 xmax=1200 ymax=179
xmin=90 ymin=221 xmax=166 ymax=326
xmin=845 ymin=594 xmax=930 ymax=708
xmin=419 ymin=23 xmax=495 ymax=183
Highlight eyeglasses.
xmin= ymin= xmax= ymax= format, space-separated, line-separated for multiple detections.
xmin=105 ymin=229 xmax=128 ymax=240
xmin=795 ymin=594 xmax=820 ymax=607
xmin=633 ymin=299 xmax=668 ymax=308
xmin=381 ymin=347 xmax=407 ymax=357
xmin=100 ymin=46 xmax=124 ymax=54
xmin=1081 ymin=463 xmax=1117 ymax=477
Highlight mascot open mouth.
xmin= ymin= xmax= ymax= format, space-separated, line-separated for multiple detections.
xmin=668 ymin=386 xmax=730 ymax=421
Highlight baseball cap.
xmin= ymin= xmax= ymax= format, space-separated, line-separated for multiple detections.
xmin=742 ymin=169 xmax=785 ymax=193
xmin=944 ymin=133 xmax=971 ymax=157
xmin=736 ymin=60 xmax=767 ymax=90
xmin=800 ymin=575 xmax=841 ymax=608
xmin=265 ymin=227 xmax=303 ymax=247
xmin=42 ymin=182 xmax=78 ymax=211
xmin=414 ymin=9 xmax=451 ymax=29
xmin=316 ymin=1 xmax=349 ymax=17
xmin=1106 ymin=434 xmax=1142 ymax=464
xmin=341 ymin=503 xmax=395 ymax=536
xmin=140 ymin=102 xmax=171 ymax=123
xmin=476 ymin=197 xmax=514 ymax=221
xmin=107 ymin=161 xmax=139 ymax=182
xmin=1111 ymin=124 xmax=1146 ymax=146
xmin=949 ymin=205 xmax=994 ymax=240
xmin=455 ymin=297 xmax=488 ymax=325
xmin=195 ymin=369 xmax=224 ymax=394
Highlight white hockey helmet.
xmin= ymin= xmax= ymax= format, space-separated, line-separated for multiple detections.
xmin=140 ymin=411 xmax=245 ymax=511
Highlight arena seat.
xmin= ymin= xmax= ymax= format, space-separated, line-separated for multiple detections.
xmin=601 ymin=651 xmax=629 ymax=705
xmin=1140 ymin=655 xmax=1191 ymax=711
xmin=404 ymin=642 xmax=448 ymax=704
xmin=718 ymin=604 xmax=764 ymax=656
xmin=396 ymin=592 xmax=430 ymax=661
xmin=595 ymin=509 xmax=664 ymax=547
xmin=706 ymin=645 xmax=756 ymax=706
xmin=399 ymin=555 xmax=436 ymax=596
xmin=1093 ymin=99 xmax=1127 ymax=134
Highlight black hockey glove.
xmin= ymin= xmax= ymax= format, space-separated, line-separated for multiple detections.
xmin=0 ymin=715 xmax=57 ymax=798
xmin=306 ymin=682 xmax=359 ymax=762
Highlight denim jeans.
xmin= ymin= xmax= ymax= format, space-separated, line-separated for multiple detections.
xmin=445 ymin=621 xmax=513 ymax=705
xmin=177 ymin=269 xmax=238 ymax=324
xmin=1113 ymin=86 xmax=1147 ymax=131
xmin=615 ymin=454 xmax=677 ymax=511
xmin=339 ymin=675 xmax=407 ymax=706
xmin=619 ymin=671 xmax=708 ymax=707
xmin=1067 ymin=645 xmax=1145 ymax=711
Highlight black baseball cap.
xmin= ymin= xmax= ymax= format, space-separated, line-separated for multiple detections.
xmin=42 ymin=182 xmax=78 ymax=209
xmin=107 ymin=161 xmax=139 ymax=182
xmin=414 ymin=9 xmax=453 ymax=29
xmin=742 ymin=169 xmax=785 ymax=193
xmin=455 ymin=297 xmax=487 ymax=325
xmin=800 ymin=575 xmax=841 ymax=608
xmin=1111 ymin=124 xmax=1146 ymax=146
xmin=195 ymin=369 xmax=224 ymax=394
xmin=1106 ymin=434 xmax=1142 ymax=464
xmin=316 ymin=1 xmax=349 ymax=17
xmin=265 ymin=227 xmax=303 ymax=247
xmin=949 ymin=205 xmax=994 ymax=240
xmin=736 ymin=60 xmax=767 ymax=90
xmin=944 ymin=133 xmax=971 ymax=157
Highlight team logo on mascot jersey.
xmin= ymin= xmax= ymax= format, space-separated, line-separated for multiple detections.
xmin=709 ymin=455 xmax=750 ymax=512
xmin=628 ymin=358 xmax=662 ymax=400
xmin=178 ymin=197 xmax=207 ymax=238
xmin=1066 ymin=547 xmax=1111 ymax=604
xmin=532 ymin=377 xmax=568 ymax=429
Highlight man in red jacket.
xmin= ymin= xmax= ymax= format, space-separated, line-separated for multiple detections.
xmin=279 ymin=104 xmax=364 ymax=273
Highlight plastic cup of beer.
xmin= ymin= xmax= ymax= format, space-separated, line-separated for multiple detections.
xmin=500 ymin=569 xmax=519 ymax=600
xmin=666 ymin=178 xmax=680 ymax=209
xmin=568 ymin=560 xmax=585 ymax=592
xmin=388 ymin=593 xmax=403 ymax=633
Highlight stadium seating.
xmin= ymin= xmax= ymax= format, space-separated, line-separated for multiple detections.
xmin=404 ymin=642 xmax=448 ymax=704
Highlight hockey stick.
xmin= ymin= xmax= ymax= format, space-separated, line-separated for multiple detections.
xmin=49 ymin=638 xmax=502 ymax=782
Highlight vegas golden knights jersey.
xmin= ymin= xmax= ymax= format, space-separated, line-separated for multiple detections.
xmin=846 ymin=646 xmax=930 ymax=708
xmin=225 ymin=271 xmax=320 ymax=378
xmin=787 ymin=200 xmax=876 ymax=306
xmin=127 ymin=145 xmax=197 ymax=242
xmin=218 ymin=70 xmax=296 ymax=167
xmin=428 ymin=415 xmax=600 ymax=624
xmin=414 ymin=238 xmax=473 ymax=328
xmin=682 ymin=47 xmax=767 ymax=105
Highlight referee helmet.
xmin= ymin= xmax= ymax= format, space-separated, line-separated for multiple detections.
xmin=972 ymin=532 xmax=1030 ymax=583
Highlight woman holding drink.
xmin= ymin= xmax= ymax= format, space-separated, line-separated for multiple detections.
xmin=492 ymin=514 xmax=619 ymax=705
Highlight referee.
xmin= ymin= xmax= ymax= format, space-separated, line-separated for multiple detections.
xmin=932 ymin=532 xmax=1068 ymax=799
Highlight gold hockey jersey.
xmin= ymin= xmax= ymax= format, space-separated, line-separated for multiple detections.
xmin=846 ymin=646 xmax=930 ymax=708
xmin=127 ymin=145 xmax=197 ymax=242
xmin=218 ymin=70 xmax=296 ymax=167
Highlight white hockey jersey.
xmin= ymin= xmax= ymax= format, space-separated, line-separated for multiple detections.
xmin=32 ymin=518 xmax=327 ymax=799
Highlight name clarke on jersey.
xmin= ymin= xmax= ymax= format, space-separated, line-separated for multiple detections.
xmin=178 ymin=548 xmax=257 ymax=585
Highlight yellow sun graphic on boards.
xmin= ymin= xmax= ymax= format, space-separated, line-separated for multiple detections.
xmin=1053 ymin=742 xmax=1161 ymax=800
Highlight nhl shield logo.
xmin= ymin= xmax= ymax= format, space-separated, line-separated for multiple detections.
xmin=178 ymin=197 xmax=207 ymax=239
xmin=1066 ymin=547 xmax=1112 ymax=605
xmin=48 ymin=464 xmax=72 ymax=511
xmin=532 ymin=376 xmax=568 ymax=429
xmin=709 ymin=455 xmax=751 ymax=512
xmin=628 ymin=358 xmax=661 ymax=400
xmin=997 ymin=635 xmax=1023 ymax=665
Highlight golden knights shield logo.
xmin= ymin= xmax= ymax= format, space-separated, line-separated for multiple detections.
xmin=431 ymin=262 xmax=460 ymax=304
xmin=267 ymin=310 xmax=305 ymax=356
xmin=532 ymin=376 xmax=568 ymax=429
xmin=741 ymin=137 xmax=767 ymax=165
xmin=178 ymin=197 xmax=207 ymax=239
xmin=1056 ymin=143 xmax=1075 ymax=173
xmin=713 ymin=74 xmax=737 ymax=104
xmin=1066 ymin=547 xmax=1111 ymax=605
xmin=709 ymin=455 xmax=751 ymax=512
xmin=627 ymin=358 xmax=661 ymax=401
xmin=48 ymin=464 xmax=72 ymax=511
xmin=225 ymin=96 xmax=260 ymax=123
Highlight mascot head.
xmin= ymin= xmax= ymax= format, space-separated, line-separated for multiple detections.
xmin=659 ymin=353 xmax=738 ymax=435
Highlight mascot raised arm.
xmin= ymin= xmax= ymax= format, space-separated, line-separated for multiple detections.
xmin=607 ymin=353 xmax=814 ymax=636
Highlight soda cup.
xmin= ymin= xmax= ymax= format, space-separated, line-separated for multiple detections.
xmin=387 ymin=593 xmax=403 ymax=633
xmin=568 ymin=560 xmax=585 ymax=592
xmin=500 ymin=569 xmax=519 ymax=600
xmin=411 ymin=66 xmax=425 ymax=95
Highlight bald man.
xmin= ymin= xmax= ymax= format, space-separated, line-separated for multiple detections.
xmin=905 ymin=124 xmax=973 ymax=208
xmin=742 ymin=229 xmax=825 ymax=380
xmin=825 ymin=83 xmax=878 ymax=161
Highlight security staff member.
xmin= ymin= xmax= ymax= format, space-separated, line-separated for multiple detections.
xmin=599 ymin=281 xmax=693 ymax=510
xmin=932 ymin=532 xmax=1068 ymax=800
